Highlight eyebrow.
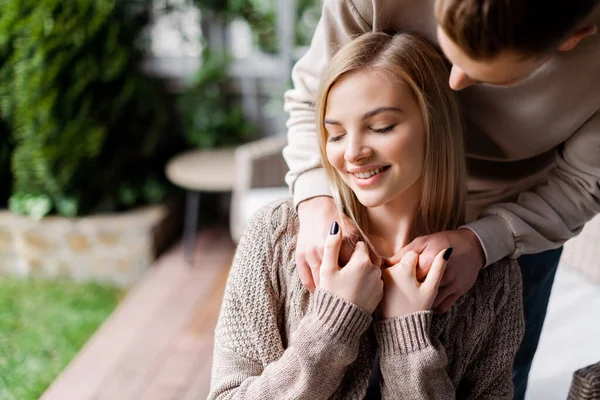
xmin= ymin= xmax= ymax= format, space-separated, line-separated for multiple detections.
xmin=324 ymin=107 xmax=402 ymax=125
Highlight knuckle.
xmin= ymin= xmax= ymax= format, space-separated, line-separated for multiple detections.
xmin=359 ymin=259 xmax=374 ymax=271
xmin=373 ymin=267 xmax=382 ymax=279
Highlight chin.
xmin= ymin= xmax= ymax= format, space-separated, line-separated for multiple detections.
xmin=355 ymin=193 xmax=386 ymax=208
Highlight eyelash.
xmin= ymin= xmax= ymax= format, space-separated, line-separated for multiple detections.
xmin=328 ymin=124 xmax=396 ymax=143
xmin=370 ymin=124 xmax=396 ymax=134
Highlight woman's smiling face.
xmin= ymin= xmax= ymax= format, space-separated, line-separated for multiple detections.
xmin=324 ymin=69 xmax=426 ymax=209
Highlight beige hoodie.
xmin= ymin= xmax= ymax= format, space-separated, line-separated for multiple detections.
xmin=283 ymin=0 xmax=600 ymax=265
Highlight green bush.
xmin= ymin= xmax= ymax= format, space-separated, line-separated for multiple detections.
xmin=192 ymin=0 xmax=321 ymax=54
xmin=178 ymin=49 xmax=257 ymax=149
xmin=0 ymin=0 xmax=184 ymax=218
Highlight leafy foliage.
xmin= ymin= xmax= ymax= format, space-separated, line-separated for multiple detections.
xmin=0 ymin=0 xmax=184 ymax=218
xmin=191 ymin=0 xmax=321 ymax=54
xmin=178 ymin=49 xmax=256 ymax=149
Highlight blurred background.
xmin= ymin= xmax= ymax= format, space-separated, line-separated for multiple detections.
xmin=0 ymin=1 xmax=599 ymax=399
xmin=0 ymin=0 xmax=318 ymax=398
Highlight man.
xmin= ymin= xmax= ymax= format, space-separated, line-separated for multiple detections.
xmin=282 ymin=0 xmax=600 ymax=398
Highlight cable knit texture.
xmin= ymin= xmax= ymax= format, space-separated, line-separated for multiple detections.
xmin=209 ymin=200 xmax=524 ymax=399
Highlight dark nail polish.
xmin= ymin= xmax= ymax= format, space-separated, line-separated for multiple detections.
xmin=443 ymin=247 xmax=453 ymax=261
xmin=330 ymin=221 xmax=339 ymax=235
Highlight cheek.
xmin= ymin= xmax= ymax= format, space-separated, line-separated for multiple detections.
xmin=326 ymin=144 xmax=345 ymax=173
xmin=389 ymin=127 xmax=426 ymax=176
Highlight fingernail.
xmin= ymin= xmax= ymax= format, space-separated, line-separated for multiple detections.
xmin=330 ymin=221 xmax=339 ymax=235
xmin=443 ymin=247 xmax=453 ymax=261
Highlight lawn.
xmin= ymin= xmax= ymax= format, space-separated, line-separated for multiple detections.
xmin=0 ymin=277 xmax=123 ymax=400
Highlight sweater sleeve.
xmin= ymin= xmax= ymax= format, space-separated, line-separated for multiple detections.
xmin=282 ymin=0 xmax=373 ymax=207
xmin=464 ymin=111 xmax=600 ymax=266
xmin=208 ymin=205 xmax=372 ymax=399
xmin=374 ymin=311 xmax=455 ymax=399
xmin=456 ymin=260 xmax=525 ymax=399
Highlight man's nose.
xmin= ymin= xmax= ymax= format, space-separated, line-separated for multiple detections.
xmin=449 ymin=65 xmax=477 ymax=91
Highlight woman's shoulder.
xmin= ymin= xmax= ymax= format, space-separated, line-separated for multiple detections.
xmin=433 ymin=258 xmax=523 ymax=382
xmin=240 ymin=198 xmax=299 ymax=247
xmin=439 ymin=257 xmax=523 ymax=339
xmin=474 ymin=258 xmax=522 ymax=309
xmin=234 ymin=198 xmax=299 ymax=284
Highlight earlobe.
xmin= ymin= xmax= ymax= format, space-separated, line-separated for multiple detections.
xmin=558 ymin=25 xmax=598 ymax=52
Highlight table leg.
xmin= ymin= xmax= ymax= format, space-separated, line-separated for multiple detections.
xmin=183 ymin=191 xmax=200 ymax=265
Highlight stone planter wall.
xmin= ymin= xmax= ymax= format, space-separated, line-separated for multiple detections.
xmin=0 ymin=201 xmax=181 ymax=287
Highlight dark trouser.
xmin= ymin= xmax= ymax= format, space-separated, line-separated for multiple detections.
xmin=512 ymin=247 xmax=563 ymax=400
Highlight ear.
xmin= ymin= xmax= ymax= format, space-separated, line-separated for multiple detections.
xmin=558 ymin=25 xmax=598 ymax=52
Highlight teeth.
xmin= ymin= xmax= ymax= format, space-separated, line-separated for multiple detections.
xmin=353 ymin=167 xmax=383 ymax=179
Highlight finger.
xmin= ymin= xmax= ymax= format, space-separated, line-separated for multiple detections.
xmin=387 ymin=236 xmax=428 ymax=265
xmin=296 ymin=257 xmax=316 ymax=293
xmin=347 ymin=240 xmax=370 ymax=267
xmin=308 ymin=250 xmax=322 ymax=287
xmin=422 ymin=248 xmax=452 ymax=292
xmin=351 ymin=240 xmax=369 ymax=258
xmin=416 ymin=250 xmax=438 ymax=277
xmin=396 ymin=250 xmax=419 ymax=277
xmin=321 ymin=221 xmax=342 ymax=271
xmin=386 ymin=247 xmax=407 ymax=266
xmin=339 ymin=239 xmax=354 ymax=267
xmin=433 ymin=285 xmax=454 ymax=309
xmin=440 ymin=268 xmax=454 ymax=286
xmin=368 ymin=247 xmax=383 ymax=269
xmin=435 ymin=293 xmax=460 ymax=313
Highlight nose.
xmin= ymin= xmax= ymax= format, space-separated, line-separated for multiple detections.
xmin=344 ymin=132 xmax=373 ymax=164
xmin=449 ymin=65 xmax=477 ymax=91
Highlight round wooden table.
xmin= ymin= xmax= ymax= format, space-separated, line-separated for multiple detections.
xmin=165 ymin=148 xmax=236 ymax=262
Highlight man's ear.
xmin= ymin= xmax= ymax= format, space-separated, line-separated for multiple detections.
xmin=558 ymin=25 xmax=598 ymax=52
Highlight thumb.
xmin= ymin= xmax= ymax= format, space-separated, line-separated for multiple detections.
xmin=396 ymin=250 xmax=419 ymax=278
xmin=387 ymin=236 xmax=426 ymax=266
xmin=422 ymin=247 xmax=452 ymax=292
xmin=322 ymin=221 xmax=342 ymax=271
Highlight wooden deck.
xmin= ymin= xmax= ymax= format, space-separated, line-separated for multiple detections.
xmin=41 ymin=226 xmax=235 ymax=400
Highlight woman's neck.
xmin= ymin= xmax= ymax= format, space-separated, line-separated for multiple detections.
xmin=364 ymin=184 xmax=421 ymax=259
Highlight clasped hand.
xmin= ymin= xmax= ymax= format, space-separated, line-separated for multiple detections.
xmin=319 ymin=222 xmax=450 ymax=318
xmin=296 ymin=197 xmax=485 ymax=313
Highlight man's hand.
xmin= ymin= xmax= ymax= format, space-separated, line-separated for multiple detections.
xmin=388 ymin=229 xmax=485 ymax=313
xmin=296 ymin=197 xmax=358 ymax=292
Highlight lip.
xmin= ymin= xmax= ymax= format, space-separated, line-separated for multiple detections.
xmin=349 ymin=166 xmax=390 ymax=187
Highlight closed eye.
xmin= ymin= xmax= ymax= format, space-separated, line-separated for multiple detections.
xmin=370 ymin=124 xmax=397 ymax=134
xmin=327 ymin=133 xmax=346 ymax=143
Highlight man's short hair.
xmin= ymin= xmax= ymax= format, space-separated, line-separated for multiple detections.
xmin=435 ymin=0 xmax=599 ymax=59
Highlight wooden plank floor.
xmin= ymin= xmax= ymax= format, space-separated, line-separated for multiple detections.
xmin=41 ymin=226 xmax=235 ymax=400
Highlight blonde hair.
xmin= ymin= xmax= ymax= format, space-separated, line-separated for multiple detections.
xmin=316 ymin=31 xmax=466 ymax=241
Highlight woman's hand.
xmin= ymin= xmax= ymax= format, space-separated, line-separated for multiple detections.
xmin=296 ymin=197 xmax=359 ymax=293
xmin=378 ymin=248 xmax=451 ymax=318
xmin=320 ymin=221 xmax=384 ymax=314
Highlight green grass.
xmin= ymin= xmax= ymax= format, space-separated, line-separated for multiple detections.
xmin=0 ymin=277 xmax=123 ymax=400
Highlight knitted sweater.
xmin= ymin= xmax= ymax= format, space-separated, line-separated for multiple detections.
xmin=209 ymin=200 xmax=524 ymax=399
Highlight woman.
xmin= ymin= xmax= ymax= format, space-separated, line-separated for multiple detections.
xmin=209 ymin=32 xmax=524 ymax=399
